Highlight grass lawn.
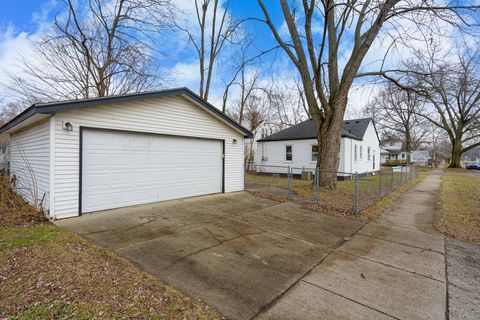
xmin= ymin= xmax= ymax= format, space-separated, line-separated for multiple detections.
xmin=0 ymin=178 xmax=221 ymax=319
xmin=246 ymin=171 xmax=420 ymax=220
xmin=440 ymin=175 xmax=480 ymax=243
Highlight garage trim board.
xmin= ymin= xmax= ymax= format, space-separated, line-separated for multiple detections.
xmin=79 ymin=126 xmax=225 ymax=215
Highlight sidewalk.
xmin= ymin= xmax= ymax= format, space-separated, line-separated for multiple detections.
xmin=257 ymin=173 xmax=447 ymax=320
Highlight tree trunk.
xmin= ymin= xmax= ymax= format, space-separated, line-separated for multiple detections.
xmin=405 ymin=129 xmax=412 ymax=165
xmin=448 ymin=139 xmax=463 ymax=168
xmin=315 ymin=107 xmax=344 ymax=189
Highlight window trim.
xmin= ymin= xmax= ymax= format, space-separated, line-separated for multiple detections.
xmin=311 ymin=144 xmax=318 ymax=162
xmin=354 ymin=144 xmax=358 ymax=162
xmin=285 ymin=145 xmax=293 ymax=162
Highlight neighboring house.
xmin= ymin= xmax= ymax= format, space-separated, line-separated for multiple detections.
xmin=380 ymin=136 xmax=432 ymax=166
xmin=256 ymin=118 xmax=380 ymax=176
xmin=244 ymin=120 xmax=287 ymax=170
xmin=0 ymin=88 xmax=251 ymax=220
xmin=462 ymin=146 xmax=480 ymax=162
xmin=411 ymin=150 xmax=431 ymax=166
xmin=380 ymin=137 xmax=409 ymax=164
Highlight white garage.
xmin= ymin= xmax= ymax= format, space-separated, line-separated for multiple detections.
xmin=1 ymin=88 xmax=251 ymax=219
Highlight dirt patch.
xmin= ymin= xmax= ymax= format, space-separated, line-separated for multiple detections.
xmin=246 ymin=190 xmax=288 ymax=203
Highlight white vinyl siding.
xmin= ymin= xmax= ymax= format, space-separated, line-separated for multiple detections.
xmin=53 ymin=96 xmax=244 ymax=219
xmin=9 ymin=120 xmax=50 ymax=211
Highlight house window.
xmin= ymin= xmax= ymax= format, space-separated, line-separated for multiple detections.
xmin=311 ymin=145 xmax=318 ymax=161
xmin=402 ymin=153 xmax=406 ymax=159
xmin=367 ymin=147 xmax=371 ymax=161
xmin=354 ymin=144 xmax=358 ymax=161
xmin=360 ymin=145 xmax=363 ymax=160
xmin=285 ymin=145 xmax=293 ymax=161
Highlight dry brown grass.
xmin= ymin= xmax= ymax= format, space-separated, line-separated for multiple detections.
xmin=0 ymin=176 xmax=222 ymax=319
xmin=0 ymin=175 xmax=48 ymax=228
xmin=246 ymin=172 xmax=425 ymax=222
xmin=439 ymin=175 xmax=480 ymax=243
xmin=444 ymin=167 xmax=468 ymax=173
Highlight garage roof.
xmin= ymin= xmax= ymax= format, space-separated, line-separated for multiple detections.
xmin=257 ymin=118 xmax=374 ymax=142
xmin=0 ymin=87 xmax=252 ymax=137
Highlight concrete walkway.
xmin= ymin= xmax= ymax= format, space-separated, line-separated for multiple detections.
xmin=257 ymin=173 xmax=448 ymax=320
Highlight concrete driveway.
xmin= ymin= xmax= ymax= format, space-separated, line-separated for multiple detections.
xmin=56 ymin=192 xmax=362 ymax=319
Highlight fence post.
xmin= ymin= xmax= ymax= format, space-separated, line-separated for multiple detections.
xmin=354 ymin=172 xmax=359 ymax=217
xmin=314 ymin=167 xmax=319 ymax=203
xmin=391 ymin=167 xmax=394 ymax=191
xmin=379 ymin=169 xmax=382 ymax=197
xmin=287 ymin=165 xmax=292 ymax=200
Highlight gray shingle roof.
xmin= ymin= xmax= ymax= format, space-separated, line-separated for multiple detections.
xmin=258 ymin=118 xmax=373 ymax=142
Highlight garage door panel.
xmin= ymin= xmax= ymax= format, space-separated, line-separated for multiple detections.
xmin=82 ymin=129 xmax=223 ymax=213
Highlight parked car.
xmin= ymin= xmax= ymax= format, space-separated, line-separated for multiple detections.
xmin=465 ymin=162 xmax=480 ymax=170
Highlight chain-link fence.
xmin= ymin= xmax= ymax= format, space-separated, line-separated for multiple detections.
xmin=245 ymin=164 xmax=418 ymax=216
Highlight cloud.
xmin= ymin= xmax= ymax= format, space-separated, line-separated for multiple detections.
xmin=169 ymin=61 xmax=200 ymax=88
xmin=0 ymin=26 xmax=39 ymax=101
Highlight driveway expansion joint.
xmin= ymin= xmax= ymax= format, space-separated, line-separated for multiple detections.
xmin=300 ymin=279 xmax=401 ymax=320
xmin=336 ymin=249 xmax=446 ymax=284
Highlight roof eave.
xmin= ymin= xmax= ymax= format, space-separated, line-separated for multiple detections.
xmin=0 ymin=88 xmax=252 ymax=138
xmin=257 ymin=134 xmax=362 ymax=142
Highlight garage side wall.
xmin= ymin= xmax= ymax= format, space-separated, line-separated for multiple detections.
xmin=9 ymin=119 xmax=50 ymax=212
xmin=53 ymin=96 xmax=244 ymax=219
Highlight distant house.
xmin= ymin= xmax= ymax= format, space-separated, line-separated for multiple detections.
xmin=244 ymin=120 xmax=288 ymax=170
xmin=411 ymin=150 xmax=432 ymax=166
xmin=380 ymin=137 xmax=408 ymax=165
xmin=256 ymin=118 xmax=380 ymax=176
xmin=380 ymin=136 xmax=431 ymax=166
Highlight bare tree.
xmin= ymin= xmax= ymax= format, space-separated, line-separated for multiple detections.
xmin=257 ymin=0 xmax=479 ymax=187
xmin=180 ymin=0 xmax=244 ymax=100
xmin=7 ymin=0 xmax=175 ymax=103
xmin=366 ymin=85 xmax=428 ymax=162
xmin=385 ymin=48 xmax=480 ymax=167
xmin=0 ymin=100 xmax=23 ymax=145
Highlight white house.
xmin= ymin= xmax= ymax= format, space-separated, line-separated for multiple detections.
xmin=0 ymin=88 xmax=251 ymax=219
xmin=256 ymin=118 xmax=380 ymax=176
xmin=411 ymin=150 xmax=431 ymax=166
xmin=244 ymin=120 xmax=288 ymax=170
xmin=380 ymin=137 xmax=408 ymax=164
xmin=380 ymin=136 xmax=431 ymax=166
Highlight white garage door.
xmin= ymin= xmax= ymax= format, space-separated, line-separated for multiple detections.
xmin=81 ymin=129 xmax=223 ymax=213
